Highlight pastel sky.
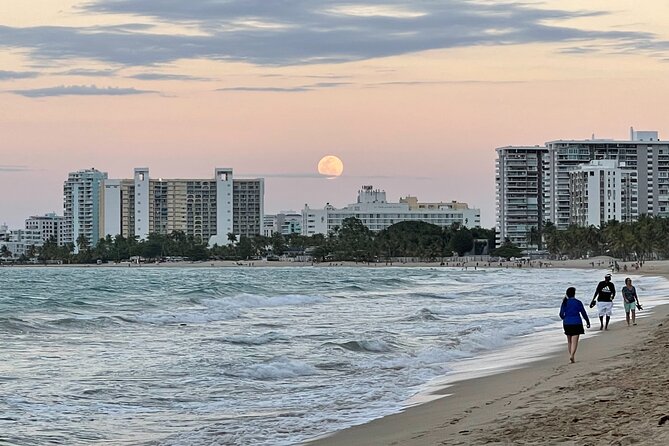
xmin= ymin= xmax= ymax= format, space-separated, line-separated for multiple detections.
xmin=2 ymin=0 xmax=669 ymax=228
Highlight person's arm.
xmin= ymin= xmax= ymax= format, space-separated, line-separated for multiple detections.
xmin=591 ymin=283 xmax=600 ymax=306
xmin=559 ymin=301 xmax=566 ymax=320
xmin=579 ymin=301 xmax=591 ymax=327
xmin=634 ymin=287 xmax=642 ymax=308
xmin=611 ymin=283 xmax=616 ymax=299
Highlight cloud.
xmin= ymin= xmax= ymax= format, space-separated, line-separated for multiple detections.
xmin=217 ymin=82 xmax=350 ymax=92
xmin=129 ymin=73 xmax=211 ymax=81
xmin=0 ymin=165 xmax=31 ymax=172
xmin=0 ymin=1 xmax=661 ymax=68
xmin=0 ymin=70 xmax=39 ymax=80
xmin=217 ymin=86 xmax=311 ymax=92
xmin=56 ymin=68 xmax=119 ymax=77
xmin=9 ymin=85 xmax=157 ymax=97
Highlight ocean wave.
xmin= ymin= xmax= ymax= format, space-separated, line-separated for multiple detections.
xmin=129 ymin=294 xmax=329 ymax=325
xmin=201 ymin=293 xmax=329 ymax=310
xmin=404 ymin=308 xmax=441 ymax=321
xmin=0 ymin=317 xmax=46 ymax=334
xmin=217 ymin=332 xmax=287 ymax=346
xmin=226 ymin=358 xmax=319 ymax=380
xmin=325 ymin=339 xmax=394 ymax=353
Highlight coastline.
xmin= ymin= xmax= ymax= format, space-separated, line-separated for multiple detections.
xmin=306 ymin=270 xmax=669 ymax=446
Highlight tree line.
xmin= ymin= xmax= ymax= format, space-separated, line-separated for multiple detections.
xmin=7 ymin=218 xmax=496 ymax=264
xmin=541 ymin=215 xmax=669 ymax=261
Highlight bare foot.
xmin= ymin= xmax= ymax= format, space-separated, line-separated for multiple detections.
xmin=569 ymin=357 xmax=575 ymax=363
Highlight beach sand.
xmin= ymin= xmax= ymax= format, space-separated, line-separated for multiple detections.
xmin=307 ymin=267 xmax=669 ymax=446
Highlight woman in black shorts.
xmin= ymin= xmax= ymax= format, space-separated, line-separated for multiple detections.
xmin=559 ymin=287 xmax=591 ymax=363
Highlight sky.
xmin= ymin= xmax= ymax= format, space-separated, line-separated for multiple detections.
xmin=2 ymin=0 xmax=669 ymax=229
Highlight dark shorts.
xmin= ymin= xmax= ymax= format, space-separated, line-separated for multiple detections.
xmin=564 ymin=324 xmax=585 ymax=336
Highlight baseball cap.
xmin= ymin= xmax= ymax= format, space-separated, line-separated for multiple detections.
xmin=605 ymin=273 xmax=612 ymax=278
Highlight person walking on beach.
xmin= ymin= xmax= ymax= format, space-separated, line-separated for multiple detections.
xmin=590 ymin=273 xmax=616 ymax=331
xmin=622 ymin=278 xmax=642 ymax=327
xmin=560 ymin=287 xmax=590 ymax=363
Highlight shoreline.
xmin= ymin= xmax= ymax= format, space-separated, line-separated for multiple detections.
xmin=306 ymin=272 xmax=669 ymax=446
xmin=0 ymin=254 xmax=648 ymax=271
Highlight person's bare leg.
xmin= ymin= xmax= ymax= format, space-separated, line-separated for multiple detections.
xmin=566 ymin=335 xmax=573 ymax=357
xmin=626 ymin=311 xmax=631 ymax=326
xmin=570 ymin=335 xmax=580 ymax=363
xmin=599 ymin=316 xmax=604 ymax=330
xmin=605 ymin=315 xmax=610 ymax=330
xmin=631 ymin=309 xmax=636 ymax=325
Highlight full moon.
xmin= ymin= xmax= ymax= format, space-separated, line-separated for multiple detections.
xmin=317 ymin=155 xmax=344 ymax=177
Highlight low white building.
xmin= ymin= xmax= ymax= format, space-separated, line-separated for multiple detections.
xmin=569 ymin=160 xmax=638 ymax=227
xmin=263 ymin=212 xmax=303 ymax=236
xmin=0 ymin=228 xmax=43 ymax=258
xmin=25 ymin=213 xmax=66 ymax=244
xmin=302 ymin=186 xmax=480 ymax=236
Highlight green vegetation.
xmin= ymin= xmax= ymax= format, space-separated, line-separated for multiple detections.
xmin=542 ymin=215 xmax=669 ymax=261
xmin=10 ymin=215 xmax=668 ymax=265
xmin=20 ymin=218 xmax=494 ymax=264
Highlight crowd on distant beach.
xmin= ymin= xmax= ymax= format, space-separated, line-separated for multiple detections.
xmin=559 ymin=272 xmax=643 ymax=363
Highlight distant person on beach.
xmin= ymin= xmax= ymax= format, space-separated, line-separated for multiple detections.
xmin=560 ymin=286 xmax=590 ymax=363
xmin=622 ymin=278 xmax=642 ymax=327
xmin=590 ymin=273 xmax=616 ymax=330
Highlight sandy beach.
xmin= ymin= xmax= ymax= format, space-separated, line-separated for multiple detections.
xmin=307 ymin=264 xmax=669 ymax=445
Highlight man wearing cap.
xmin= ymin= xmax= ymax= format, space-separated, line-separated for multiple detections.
xmin=590 ymin=273 xmax=616 ymax=330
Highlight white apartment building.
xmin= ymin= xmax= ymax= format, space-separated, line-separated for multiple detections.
xmin=0 ymin=228 xmax=43 ymax=258
xmin=63 ymin=168 xmax=108 ymax=251
xmin=569 ymin=160 xmax=639 ymax=227
xmin=302 ymin=186 xmax=480 ymax=236
xmin=495 ymin=146 xmax=547 ymax=249
xmin=25 ymin=213 xmax=66 ymax=244
xmin=496 ymin=128 xmax=668 ymax=248
xmin=545 ymin=129 xmax=669 ymax=229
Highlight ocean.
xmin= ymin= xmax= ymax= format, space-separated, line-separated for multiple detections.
xmin=1 ymin=266 xmax=667 ymax=445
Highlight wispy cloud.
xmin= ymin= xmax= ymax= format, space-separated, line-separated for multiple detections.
xmin=217 ymin=81 xmax=351 ymax=92
xmin=217 ymin=86 xmax=311 ymax=93
xmin=0 ymin=1 xmax=662 ymax=68
xmin=10 ymin=85 xmax=158 ymax=98
xmin=56 ymin=68 xmax=119 ymax=77
xmin=0 ymin=70 xmax=39 ymax=80
xmin=0 ymin=165 xmax=31 ymax=172
xmin=129 ymin=73 xmax=211 ymax=81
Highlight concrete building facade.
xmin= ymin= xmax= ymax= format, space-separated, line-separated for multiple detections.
xmin=25 ymin=212 xmax=66 ymax=245
xmin=63 ymin=168 xmax=108 ymax=250
xmin=100 ymin=168 xmax=259 ymax=245
xmin=569 ymin=160 xmax=638 ymax=227
xmin=545 ymin=129 xmax=669 ymax=229
xmin=302 ymin=186 xmax=480 ymax=236
xmin=496 ymin=128 xmax=667 ymax=249
xmin=233 ymin=178 xmax=264 ymax=239
xmin=495 ymin=146 xmax=547 ymax=249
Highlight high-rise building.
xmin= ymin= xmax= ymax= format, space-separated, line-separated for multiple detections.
xmin=495 ymin=146 xmax=547 ymax=249
xmin=302 ymin=186 xmax=480 ymax=236
xmin=569 ymin=160 xmax=638 ymax=227
xmin=100 ymin=168 xmax=259 ymax=245
xmin=496 ymin=128 xmax=666 ymax=248
xmin=233 ymin=178 xmax=264 ymax=239
xmin=63 ymin=168 xmax=108 ymax=250
xmin=544 ymin=129 xmax=669 ymax=228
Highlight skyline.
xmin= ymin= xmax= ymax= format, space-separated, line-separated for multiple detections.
xmin=3 ymin=1 xmax=669 ymax=228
